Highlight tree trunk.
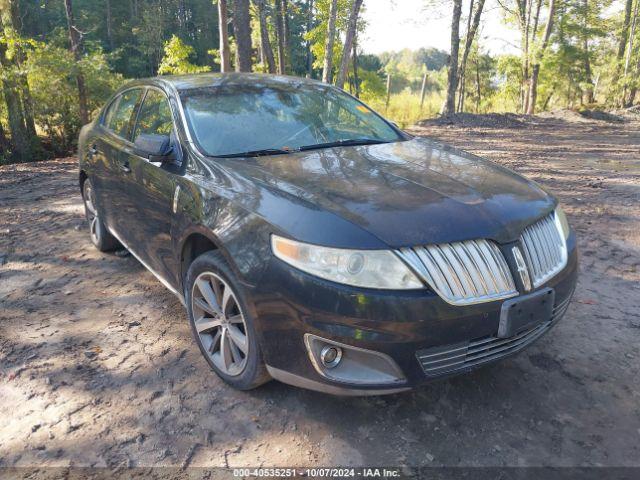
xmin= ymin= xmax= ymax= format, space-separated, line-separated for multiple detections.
xmin=511 ymin=0 xmax=542 ymax=114
xmin=63 ymin=0 xmax=89 ymax=125
xmin=0 ymin=26 xmax=33 ymax=162
xmin=1 ymin=80 xmax=32 ymax=162
xmin=307 ymin=0 xmax=314 ymax=77
xmin=592 ymin=71 xmax=601 ymax=98
xmin=1 ymin=0 xmax=38 ymax=139
xmin=623 ymin=0 xmax=639 ymax=106
xmin=255 ymin=0 xmax=276 ymax=73
xmin=16 ymin=70 xmax=37 ymax=141
xmin=527 ymin=64 xmax=541 ymax=113
xmin=443 ymin=0 xmax=462 ymax=116
xmin=457 ymin=0 xmax=485 ymax=112
xmin=582 ymin=0 xmax=594 ymax=104
xmin=352 ymin=33 xmax=360 ymax=97
xmin=629 ymin=87 xmax=638 ymax=106
xmin=475 ymin=56 xmax=481 ymax=112
xmin=218 ymin=0 xmax=232 ymax=72
xmin=629 ymin=51 xmax=640 ymax=105
xmin=335 ymin=0 xmax=364 ymax=90
xmin=526 ymin=0 xmax=542 ymax=113
xmin=0 ymin=121 xmax=9 ymax=158
xmin=106 ymin=0 xmax=114 ymax=50
xmin=526 ymin=0 xmax=556 ymax=115
xmin=234 ymin=0 xmax=253 ymax=72
xmin=618 ymin=0 xmax=634 ymax=60
xmin=457 ymin=0 xmax=474 ymax=113
xmin=517 ymin=0 xmax=530 ymax=113
xmin=131 ymin=0 xmax=138 ymax=20
xmin=38 ymin=0 xmax=51 ymax=35
xmin=322 ymin=0 xmax=338 ymax=83
xmin=542 ymin=90 xmax=554 ymax=110
xmin=282 ymin=0 xmax=290 ymax=70
xmin=275 ymin=0 xmax=286 ymax=74
xmin=624 ymin=0 xmax=639 ymax=76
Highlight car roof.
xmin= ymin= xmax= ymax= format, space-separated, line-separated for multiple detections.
xmin=127 ymin=72 xmax=326 ymax=92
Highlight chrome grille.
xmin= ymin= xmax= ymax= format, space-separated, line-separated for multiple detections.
xmin=398 ymin=240 xmax=517 ymax=306
xmin=416 ymin=291 xmax=574 ymax=377
xmin=520 ymin=212 xmax=567 ymax=288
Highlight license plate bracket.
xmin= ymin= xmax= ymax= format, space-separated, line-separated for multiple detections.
xmin=498 ymin=288 xmax=555 ymax=338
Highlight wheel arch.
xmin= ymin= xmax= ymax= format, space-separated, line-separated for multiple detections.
xmin=179 ymin=227 xmax=224 ymax=293
xmin=79 ymin=170 xmax=88 ymax=195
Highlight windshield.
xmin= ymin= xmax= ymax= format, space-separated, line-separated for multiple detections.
xmin=180 ymin=81 xmax=403 ymax=157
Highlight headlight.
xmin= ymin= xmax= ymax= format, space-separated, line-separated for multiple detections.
xmin=554 ymin=206 xmax=570 ymax=240
xmin=271 ymin=235 xmax=423 ymax=290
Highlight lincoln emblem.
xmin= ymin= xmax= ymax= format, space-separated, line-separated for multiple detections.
xmin=512 ymin=246 xmax=532 ymax=292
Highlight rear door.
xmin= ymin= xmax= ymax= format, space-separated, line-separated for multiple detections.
xmin=125 ymin=87 xmax=182 ymax=282
xmin=87 ymin=96 xmax=119 ymax=216
xmin=96 ymin=88 xmax=144 ymax=238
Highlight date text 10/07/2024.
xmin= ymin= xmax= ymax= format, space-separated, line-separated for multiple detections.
xmin=232 ymin=468 xmax=402 ymax=478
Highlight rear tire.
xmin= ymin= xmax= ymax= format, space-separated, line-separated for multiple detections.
xmin=82 ymin=179 xmax=120 ymax=252
xmin=185 ymin=250 xmax=270 ymax=390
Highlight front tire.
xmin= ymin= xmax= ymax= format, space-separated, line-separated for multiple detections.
xmin=185 ymin=251 xmax=270 ymax=390
xmin=82 ymin=179 xmax=120 ymax=252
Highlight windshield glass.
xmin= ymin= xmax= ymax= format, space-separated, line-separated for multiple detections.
xmin=180 ymin=81 xmax=402 ymax=157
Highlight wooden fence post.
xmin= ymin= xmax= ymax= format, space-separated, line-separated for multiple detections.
xmin=420 ymin=71 xmax=428 ymax=111
xmin=386 ymin=73 xmax=391 ymax=110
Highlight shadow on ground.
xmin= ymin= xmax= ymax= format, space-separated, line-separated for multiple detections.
xmin=1 ymin=115 xmax=640 ymax=467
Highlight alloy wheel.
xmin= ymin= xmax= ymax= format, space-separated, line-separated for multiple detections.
xmin=83 ymin=181 xmax=101 ymax=245
xmin=191 ymin=271 xmax=249 ymax=376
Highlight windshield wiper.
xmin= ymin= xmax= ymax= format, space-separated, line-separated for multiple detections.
xmin=298 ymin=138 xmax=388 ymax=152
xmin=216 ymin=148 xmax=294 ymax=158
xmin=215 ymin=138 xmax=389 ymax=157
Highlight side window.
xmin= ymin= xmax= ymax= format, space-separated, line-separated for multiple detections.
xmin=108 ymin=89 xmax=142 ymax=140
xmin=133 ymin=89 xmax=174 ymax=142
xmin=102 ymin=98 xmax=119 ymax=128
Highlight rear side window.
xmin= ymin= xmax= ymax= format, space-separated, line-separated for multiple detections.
xmin=133 ymin=89 xmax=174 ymax=141
xmin=107 ymin=89 xmax=142 ymax=140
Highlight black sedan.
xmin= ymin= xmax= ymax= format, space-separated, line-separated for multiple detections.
xmin=78 ymin=73 xmax=577 ymax=395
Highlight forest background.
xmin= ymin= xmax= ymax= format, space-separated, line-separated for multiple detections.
xmin=1 ymin=0 xmax=638 ymax=163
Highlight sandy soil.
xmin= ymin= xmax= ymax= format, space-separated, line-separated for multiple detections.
xmin=1 ymin=113 xmax=639 ymax=470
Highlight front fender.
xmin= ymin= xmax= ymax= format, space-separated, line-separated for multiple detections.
xmin=172 ymin=177 xmax=274 ymax=291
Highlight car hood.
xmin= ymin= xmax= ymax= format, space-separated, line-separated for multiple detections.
xmin=217 ymin=137 xmax=555 ymax=248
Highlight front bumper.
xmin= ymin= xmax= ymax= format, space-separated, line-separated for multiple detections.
xmin=248 ymin=235 xmax=578 ymax=395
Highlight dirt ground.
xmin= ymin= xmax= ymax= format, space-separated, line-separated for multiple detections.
xmin=1 ymin=112 xmax=639 ymax=470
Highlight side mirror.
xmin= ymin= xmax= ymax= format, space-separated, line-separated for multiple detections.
xmin=134 ymin=133 xmax=174 ymax=163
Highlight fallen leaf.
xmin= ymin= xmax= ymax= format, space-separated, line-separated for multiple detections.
xmin=577 ymin=299 xmax=598 ymax=305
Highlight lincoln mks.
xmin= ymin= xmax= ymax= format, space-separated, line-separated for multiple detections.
xmin=78 ymin=73 xmax=577 ymax=395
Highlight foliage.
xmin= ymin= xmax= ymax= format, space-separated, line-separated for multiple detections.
xmin=367 ymin=90 xmax=444 ymax=129
xmin=357 ymin=54 xmax=382 ymax=72
xmin=378 ymin=47 xmax=448 ymax=73
xmin=2 ymin=0 xmax=640 ymax=165
xmin=158 ymin=35 xmax=211 ymax=75
xmin=459 ymin=48 xmax=498 ymax=113
xmin=358 ymin=69 xmax=386 ymax=100
xmin=25 ymin=42 xmax=123 ymax=155
xmin=306 ymin=0 xmax=357 ymax=73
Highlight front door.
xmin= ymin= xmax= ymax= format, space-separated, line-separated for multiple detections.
xmin=125 ymin=88 xmax=182 ymax=283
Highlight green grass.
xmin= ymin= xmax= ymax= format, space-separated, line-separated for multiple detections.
xmin=365 ymin=91 xmax=445 ymax=129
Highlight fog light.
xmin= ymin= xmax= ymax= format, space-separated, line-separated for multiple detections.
xmin=320 ymin=345 xmax=342 ymax=368
xmin=305 ymin=334 xmax=406 ymax=386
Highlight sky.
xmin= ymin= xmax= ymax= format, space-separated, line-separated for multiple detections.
xmin=360 ymin=0 xmax=521 ymax=55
